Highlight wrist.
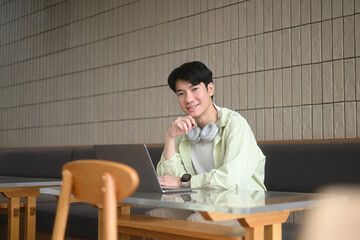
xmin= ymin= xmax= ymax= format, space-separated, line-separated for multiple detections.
xmin=181 ymin=181 xmax=190 ymax=187
xmin=165 ymin=130 xmax=176 ymax=140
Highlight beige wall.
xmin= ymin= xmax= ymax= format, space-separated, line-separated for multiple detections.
xmin=0 ymin=0 xmax=359 ymax=147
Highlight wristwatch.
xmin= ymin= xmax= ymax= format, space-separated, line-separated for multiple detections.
xmin=181 ymin=174 xmax=191 ymax=187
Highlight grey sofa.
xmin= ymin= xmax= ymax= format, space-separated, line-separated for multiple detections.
xmin=0 ymin=140 xmax=359 ymax=239
xmin=0 ymin=147 xmax=98 ymax=239
xmin=0 ymin=145 xmax=163 ymax=239
xmin=260 ymin=140 xmax=360 ymax=240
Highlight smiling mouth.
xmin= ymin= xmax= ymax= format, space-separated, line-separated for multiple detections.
xmin=187 ymin=103 xmax=200 ymax=111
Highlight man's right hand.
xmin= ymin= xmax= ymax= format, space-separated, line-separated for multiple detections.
xmin=166 ymin=116 xmax=197 ymax=139
xmin=163 ymin=116 xmax=197 ymax=160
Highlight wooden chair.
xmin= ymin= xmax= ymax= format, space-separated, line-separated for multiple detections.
xmin=51 ymin=160 xmax=139 ymax=240
xmin=299 ymin=185 xmax=360 ymax=240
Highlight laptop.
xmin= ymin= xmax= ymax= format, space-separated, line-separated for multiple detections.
xmin=93 ymin=144 xmax=194 ymax=194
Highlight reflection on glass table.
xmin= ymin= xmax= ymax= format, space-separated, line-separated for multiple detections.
xmin=120 ymin=189 xmax=345 ymax=240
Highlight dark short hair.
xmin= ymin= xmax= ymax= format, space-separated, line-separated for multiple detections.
xmin=167 ymin=61 xmax=213 ymax=93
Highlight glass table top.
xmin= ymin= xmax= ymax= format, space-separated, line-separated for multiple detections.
xmin=0 ymin=175 xmax=61 ymax=188
xmin=123 ymin=189 xmax=346 ymax=214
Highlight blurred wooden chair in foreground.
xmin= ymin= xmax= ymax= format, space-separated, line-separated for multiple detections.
xmin=299 ymin=185 xmax=360 ymax=240
xmin=51 ymin=160 xmax=139 ymax=240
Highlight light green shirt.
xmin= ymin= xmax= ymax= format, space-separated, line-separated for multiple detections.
xmin=157 ymin=107 xmax=267 ymax=191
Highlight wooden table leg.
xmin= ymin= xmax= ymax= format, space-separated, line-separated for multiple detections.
xmin=239 ymin=211 xmax=289 ymax=240
xmin=24 ymin=196 xmax=37 ymax=240
xmin=245 ymin=226 xmax=264 ymax=240
xmin=264 ymin=223 xmax=282 ymax=240
xmin=3 ymin=188 xmax=41 ymax=240
xmin=201 ymin=210 xmax=290 ymax=240
xmin=117 ymin=204 xmax=131 ymax=240
xmin=8 ymin=197 xmax=20 ymax=240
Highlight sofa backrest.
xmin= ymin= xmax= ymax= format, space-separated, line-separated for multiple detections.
xmin=0 ymin=149 xmax=73 ymax=178
xmin=72 ymin=146 xmax=162 ymax=167
xmin=72 ymin=148 xmax=97 ymax=160
xmin=2 ymin=141 xmax=358 ymax=193
xmin=260 ymin=142 xmax=360 ymax=193
xmin=144 ymin=142 xmax=360 ymax=193
xmin=0 ymin=147 xmax=97 ymax=179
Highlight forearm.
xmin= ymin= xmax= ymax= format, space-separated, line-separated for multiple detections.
xmin=163 ymin=116 xmax=196 ymax=160
xmin=162 ymin=131 xmax=176 ymax=160
xmin=157 ymin=136 xmax=190 ymax=177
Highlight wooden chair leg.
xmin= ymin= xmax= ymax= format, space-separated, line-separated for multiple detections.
xmin=99 ymin=204 xmax=132 ymax=240
xmin=51 ymin=170 xmax=73 ymax=240
xmin=98 ymin=208 xmax=103 ymax=240
xmin=103 ymin=173 xmax=117 ymax=240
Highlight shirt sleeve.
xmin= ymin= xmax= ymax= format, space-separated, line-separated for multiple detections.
xmin=156 ymin=137 xmax=188 ymax=177
xmin=190 ymin=117 xmax=266 ymax=191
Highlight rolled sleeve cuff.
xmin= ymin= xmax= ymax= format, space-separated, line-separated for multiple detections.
xmin=157 ymin=153 xmax=184 ymax=176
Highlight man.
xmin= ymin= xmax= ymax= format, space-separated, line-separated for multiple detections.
xmin=147 ymin=61 xmax=266 ymax=226
xmin=157 ymin=61 xmax=266 ymax=191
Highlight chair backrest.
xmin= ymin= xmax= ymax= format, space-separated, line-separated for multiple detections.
xmin=299 ymin=185 xmax=360 ymax=240
xmin=52 ymin=160 xmax=139 ymax=240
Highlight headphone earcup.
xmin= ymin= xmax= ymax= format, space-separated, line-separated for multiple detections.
xmin=187 ymin=126 xmax=201 ymax=143
xmin=200 ymin=122 xmax=219 ymax=142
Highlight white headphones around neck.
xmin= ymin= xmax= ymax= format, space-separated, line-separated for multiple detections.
xmin=186 ymin=122 xmax=219 ymax=144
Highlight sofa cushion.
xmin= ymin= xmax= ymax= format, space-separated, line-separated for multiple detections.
xmin=0 ymin=149 xmax=72 ymax=178
xmin=36 ymin=203 xmax=98 ymax=240
xmin=261 ymin=142 xmax=360 ymax=192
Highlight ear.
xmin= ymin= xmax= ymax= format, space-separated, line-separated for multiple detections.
xmin=207 ymin=82 xmax=215 ymax=97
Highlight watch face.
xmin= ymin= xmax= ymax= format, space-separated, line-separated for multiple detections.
xmin=181 ymin=194 xmax=192 ymax=201
xmin=181 ymin=174 xmax=191 ymax=182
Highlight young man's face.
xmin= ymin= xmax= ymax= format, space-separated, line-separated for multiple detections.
xmin=175 ymin=79 xmax=214 ymax=120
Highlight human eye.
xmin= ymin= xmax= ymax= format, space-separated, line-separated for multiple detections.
xmin=176 ymin=92 xmax=184 ymax=97
xmin=192 ymin=87 xmax=198 ymax=92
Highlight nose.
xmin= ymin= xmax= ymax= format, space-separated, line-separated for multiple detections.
xmin=185 ymin=92 xmax=194 ymax=103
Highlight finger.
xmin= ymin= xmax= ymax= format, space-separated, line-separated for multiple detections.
xmin=176 ymin=121 xmax=186 ymax=133
xmin=181 ymin=121 xmax=189 ymax=134
xmin=184 ymin=118 xmax=194 ymax=130
xmin=173 ymin=118 xmax=182 ymax=127
xmin=158 ymin=176 xmax=166 ymax=185
xmin=187 ymin=116 xmax=197 ymax=127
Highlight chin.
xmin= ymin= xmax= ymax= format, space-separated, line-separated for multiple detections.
xmin=187 ymin=111 xmax=201 ymax=119
xmin=183 ymin=106 xmax=202 ymax=118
